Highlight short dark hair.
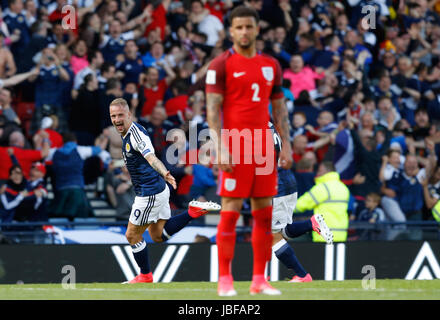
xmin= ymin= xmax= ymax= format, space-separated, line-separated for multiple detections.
xmin=415 ymin=107 xmax=428 ymax=115
xmin=106 ymin=78 xmax=121 ymax=91
xmin=101 ymin=62 xmax=115 ymax=74
xmin=87 ymin=50 xmax=100 ymax=63
xmin=8 ymin=164 xmax=22 ymax=176
xmin=62 ymin=132 xmax=77 ymax=144
xmin=320 ymin=161 xmax=335 ymax=172
xmin=229 ymin=5 xmax=259 ymax=25
xmin=367 ymin=192 xmax=381 ymax=203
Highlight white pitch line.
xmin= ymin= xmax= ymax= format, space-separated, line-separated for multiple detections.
xmin=8 ymin=287 xmax=440 ymax=293
xmin=9 ymin=287 xmax=215 ymax=292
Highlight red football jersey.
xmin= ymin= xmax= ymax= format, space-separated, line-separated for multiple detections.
xmin=205 ymin=48 xmax=284 ymax=131
xmin=141 ymin=79 xmax=168 ymax=117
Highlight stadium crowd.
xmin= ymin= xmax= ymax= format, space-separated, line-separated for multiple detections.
xmin=1 ymin=0 xmax=440 ymax=241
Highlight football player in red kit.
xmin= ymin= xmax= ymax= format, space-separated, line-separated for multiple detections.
xmin=205 ymin=6 xmax=293 ymax=296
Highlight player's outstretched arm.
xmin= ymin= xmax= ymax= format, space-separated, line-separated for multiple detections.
xmin=271 ymin=97 xmax=293 ymax=169
xmin=145 ymin=153 xmax=177 ymax=189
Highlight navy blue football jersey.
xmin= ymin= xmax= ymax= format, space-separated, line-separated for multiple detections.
xmin=269 ymin=122 xmax=298 ymax=197
xmin=122 ymin=122 xmax=166 ymax=196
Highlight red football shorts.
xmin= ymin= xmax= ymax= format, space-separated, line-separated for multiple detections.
xmin=217 ymin=162 xmax=278 ymax=198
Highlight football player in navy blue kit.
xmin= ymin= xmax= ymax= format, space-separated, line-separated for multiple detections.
xmin=270 ymin=122 xmax=333 ymax=282
xmin=109 ymin=98 xmax=220 ymax=283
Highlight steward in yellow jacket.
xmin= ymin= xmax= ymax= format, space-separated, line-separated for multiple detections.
xmin=295 ymin=161 xmax=350 ymax=242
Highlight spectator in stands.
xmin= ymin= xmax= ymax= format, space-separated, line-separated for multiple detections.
xmin=381 ymin=154 xmax=426 ymax=240
xmin=54 ymin=43 xmax=74 ymax=116
xmin=283 ymin=54 xmax=326 ymax=99
xmin=47 ymin=19 xmax=75 ymax=48
xmin=164 ymin=79 xmax=189 ymax=120
xmin=379 ymin=149 xmax=404 ymax=185
xmin=28 ymin=47 xmax=70 ymax=135
xmin=106 ymin=161 xmax=136 ymax=219
xmin=372 ymin=73 xmax=400 ymax=110
xmin=116 ymin=39 xmax=144 ymax=88
xmin=70 ymin=39 xmax=89 ymax=75
xmin=0 ymin=114 xmax=19 ymax=147
xmin=137 ymin=64 xmax=176 ymax=118
xmin=305 ymin=110 xmax=338 ymax=162
xmin=38 ymin=115 xmax=63 ymax=148
xmin=13 ymin=161 xmax=48 ymax=222
xmin=359 ymin=111 xmax=377 ymax=134
xmin=160 ymin=128 xmax=193 ymax=208
xmin=0 ymin=164 xmax=28 ymax=224
xmin=72 ymin=49 xmax=104 ymax=93
xmin=3 ymin=0 xmax=33 ymax=66
xmin=189 ymin=0 xmax=225 ymax=47
xmin=353 ymin=192 xmax=385 ymax=223
xmin=47 ymin=132 xmax=105 ymax=220
xmin=99 ymin=18 xmax=144 ymax=64
xmin=348 ymin=113 xmax=392 ymax=213
xmin=0 ymin=88 xmax=20 ymax=125
xmin=412 ymin=107 xmax=431 ymax=143
xmin=0 ymin=32 xmax=16 ymax=78
xmin=20 ymin=20 xmax=49 ymax=73
xmin=78 ymin=12 xmax=101 ymax=51
xmin=351 ymin=192 xmax=385 ymax=240
xmin=291 ymin=112 xmax=307 ymax=140
xmin=99 ymin=77 xmax=123 ymax=132
xmin=141 ymin=41 xmax=167 ymax=74
xmin=0 ymin=130 xmax=49 ymax=182
xmin=140 ymin=105 xmax=175 ymax=160
xmin=292 ymin=133 xmax=332 ymax=164
xmin=97 ymin=62 xmax=117 ymax=91
xmin=375 ymin=96 xmax=401 ymax=129
xmin=70 ymin=73 xmax=100 ymax=146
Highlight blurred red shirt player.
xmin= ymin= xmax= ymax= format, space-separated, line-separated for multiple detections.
xmin=205 ymin=6 xmax=292 ymax=297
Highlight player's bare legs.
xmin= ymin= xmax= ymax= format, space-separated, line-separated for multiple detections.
xmin=126 ymin=221 xmax=150 ymax=245
xmin=148 ymin=219 xmax=167 ymax=243
xmin=272 ymin=232 xmax=284 ymax=245
xmin=249 ymin=197 xmax=281 ymax=295
xmin=217 ymin=197 xmax=242 ymax=296
xmin=124 ymin=221 xmax=153 ymax=283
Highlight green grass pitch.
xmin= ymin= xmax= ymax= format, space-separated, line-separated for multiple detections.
xmin=0 ymin=280 xmax=439 ymax=300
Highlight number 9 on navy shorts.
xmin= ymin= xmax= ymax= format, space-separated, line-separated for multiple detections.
xmin=129 ymin=185 xmax=171 ymax=226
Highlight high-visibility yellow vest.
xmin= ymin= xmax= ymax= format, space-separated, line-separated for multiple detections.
xmin=432 ymin=200 xmax=440 ymax=222
xmin=295 ymin=171 xmax=350 ymax=242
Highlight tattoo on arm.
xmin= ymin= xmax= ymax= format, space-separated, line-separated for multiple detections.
xmin=206 ymin=93 xmax=224 ymax=149
xmin=271 ymin=98 xmax=291 ymax=146
xmin=146 ymin=154 xmax=168 ymax=177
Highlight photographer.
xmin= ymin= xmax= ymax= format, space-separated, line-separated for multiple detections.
xmin=28 ymin=47 xmax=70 ymax=135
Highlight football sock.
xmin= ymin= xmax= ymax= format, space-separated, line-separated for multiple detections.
xmin=251 ymin=206 xmax=273 ymax=276
xmin=131 ymin=239 xmax=151 ymax=274
xmin=282 ymin=220 xmax=313 ymax=239
xmin=161 ymin=211 xmax=193 ymax=241
xmin=217 ymin=210 xmax=240 ymax=277
xmin=273 ymin=239 xmax=307 ymax=277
